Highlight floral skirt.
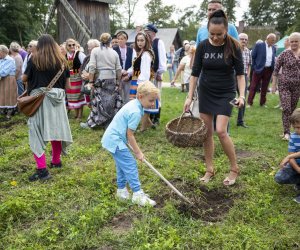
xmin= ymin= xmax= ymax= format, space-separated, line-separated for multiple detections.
xmin=87 ymin=79 xmax=122 ymax=127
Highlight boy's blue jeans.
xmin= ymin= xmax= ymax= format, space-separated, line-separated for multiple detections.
xmin=275 ymin=164 xmax=300 ymax=187
xmin=111 ymin=147 xmax=141 ymax=192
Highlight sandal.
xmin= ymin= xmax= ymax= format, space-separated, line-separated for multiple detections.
xmin=199 ymin=170 xmax=215 ymax=183
xmin=223 ymin=169 xmax=239 ymax=186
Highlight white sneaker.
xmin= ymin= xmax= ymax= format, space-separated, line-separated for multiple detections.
xmin=116 ymin=188 xmax=130 ymax=200
xmin=132 ymin=190 xmax=156 ymax=207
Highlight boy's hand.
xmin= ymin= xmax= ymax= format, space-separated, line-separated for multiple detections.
xmin=280 ymin=156 xmax=290 ymax=168
xmin=135 ymin=151 xmax=144 ymax=162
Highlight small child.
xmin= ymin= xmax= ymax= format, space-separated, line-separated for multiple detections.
xmin=275 ymin=108 xmax=300 ymax=203
xmin=101 ymin=81 xmax=159 ymax=206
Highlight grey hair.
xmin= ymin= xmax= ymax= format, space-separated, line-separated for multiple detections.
xmin=0 ymin=44 xmax=9 ymax=54
xmin=266 ymin=33 xmax=276 ymax=40
xmin=87 ymin=39 xmax=100 ymax=47
xmin=9 ymin=42 xmax=21 ymax=52
xmin=289 ymin=32 xmax=300 ymax=41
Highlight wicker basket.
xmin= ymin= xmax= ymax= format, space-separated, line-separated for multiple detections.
xmin=165 ymin=111 xmax=207 ymax=147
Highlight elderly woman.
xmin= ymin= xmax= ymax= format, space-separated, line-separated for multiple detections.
xmin=65 ymin=38 xmax=86 ymax=121
xmin=272 ymin=32 xmax=300 ymax=141
xmin=80 ymin=33 xmax=122 ymax=129
xmin=22 ymin=34 xmax=72 ymax=181
xmin=10 ymin=42 xmax=24 ymax=96
xmin=22 ymin=40 xmax=38 ymax=74
xmin=0 ymin=45 xmax=17 ymax=119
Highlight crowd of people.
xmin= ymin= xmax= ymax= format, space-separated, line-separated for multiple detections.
xmin=1 ymin=0 xmax=300 ymax=205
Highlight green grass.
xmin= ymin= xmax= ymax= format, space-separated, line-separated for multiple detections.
xmin=1 ymin=88 xmax=300 ymax=249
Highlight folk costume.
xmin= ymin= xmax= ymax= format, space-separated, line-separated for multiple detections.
xmin=85 ymin=45 xmax=122 ymax=128
xmin=65 ymin=51 xmax=86 ymax=109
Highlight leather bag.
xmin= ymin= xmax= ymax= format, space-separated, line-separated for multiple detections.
xmin=17 ymin=66 xmax=64 ymax=117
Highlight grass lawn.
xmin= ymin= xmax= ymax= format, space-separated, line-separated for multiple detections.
xmin=1 ymin=88 xmax=300 ymax=249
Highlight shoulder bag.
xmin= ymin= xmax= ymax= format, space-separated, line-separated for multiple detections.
xmin=17 ymin=66 xmax=65 ymax=117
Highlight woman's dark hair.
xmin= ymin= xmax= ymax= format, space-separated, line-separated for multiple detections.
xmin=207 ymin=9 xmax=240 ymax=63
xmin=32 ymin=34 xmax=66 ymax=71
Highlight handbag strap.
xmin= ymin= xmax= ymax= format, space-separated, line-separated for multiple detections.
xmin=46 ymin=64 xmax=65 ymax=90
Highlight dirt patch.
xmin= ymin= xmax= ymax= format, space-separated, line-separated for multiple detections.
xmin=236 ymin=149 xmax=259 ymax=159
xmin=0 ymin=119 xmax=27 ymax=130
xmin=109 ymin=212 xmax=136 ymax=235
xmin=155 ymin=179 xmax=239 ymax=222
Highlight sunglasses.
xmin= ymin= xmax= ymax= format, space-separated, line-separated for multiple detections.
xmin=68 ymin=44 xmax=76 ymax=47
xmin=28 ymin=45 xmax=32 ymax=48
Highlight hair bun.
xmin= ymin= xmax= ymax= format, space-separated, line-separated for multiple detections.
xmin=210 ymin=9 xmax=226 ymax=19
xmin=100 ymin=33 xmax=112 ymax=44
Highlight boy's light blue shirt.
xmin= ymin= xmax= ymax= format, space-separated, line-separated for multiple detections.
xmin=196 ymin=23 xmax=239 ymax=46
xmin=101 ymin=99 xmax=144 ymax=153
xmin=288 ymin=132 xmax=300 ymax=164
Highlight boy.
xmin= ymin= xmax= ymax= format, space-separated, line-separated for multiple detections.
xmin=275 ymin=108 xmax=300 ymax=203
xmin=101 ymin=81 xmax=159 ymax=206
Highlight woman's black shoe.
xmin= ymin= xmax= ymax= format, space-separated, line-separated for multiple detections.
xmin=49 ymin=162 xmax=62 ymax=168
xmin=29 ymin=168 xmax=52 ymax=182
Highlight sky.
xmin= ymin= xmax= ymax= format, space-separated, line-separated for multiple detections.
xmin=132 ymin=0 xmax=250 ymax=26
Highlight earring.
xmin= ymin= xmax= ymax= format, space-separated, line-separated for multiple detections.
xmin=224 ymin=34 xmax=227 ymax=39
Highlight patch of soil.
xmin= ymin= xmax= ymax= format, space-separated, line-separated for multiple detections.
xmin=0 ymin=119 xmax=27 ymax=130
xmin=155 ymin=179 xmax=239 ymax=222
xmin=109 ymin=212 xmax=136 ymax=235
xmin=236 ymin=149 xmax=259 ymax=159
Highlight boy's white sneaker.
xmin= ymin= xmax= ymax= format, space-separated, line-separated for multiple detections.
xmin=116 ymin=188 xmax=130 ymax=200
xmin=132 ymin=190 xmax=156 ymax=207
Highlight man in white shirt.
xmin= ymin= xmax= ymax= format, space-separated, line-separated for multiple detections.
xmin=144 ymin=24 xmax=166 ymax=126
xmin=247 ymin=33 xmax=276 ymax=107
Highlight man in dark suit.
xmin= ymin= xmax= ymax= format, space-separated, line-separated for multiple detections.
xmin=247 ymin=33 xmax=277 ymax=107
xmin=113 ymin=31 xmax=134 ymax=104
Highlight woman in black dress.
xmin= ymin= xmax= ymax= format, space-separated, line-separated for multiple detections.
xmin=184 ymin=10 xmax=245 ymax=186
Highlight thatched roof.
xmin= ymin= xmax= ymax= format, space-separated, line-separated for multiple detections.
xmin=115 ymin=28 xmax=181 ymax=50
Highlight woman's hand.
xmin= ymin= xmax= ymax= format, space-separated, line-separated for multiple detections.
xmin=236 ymin=96 xmax=245 ymax=108
xmin=183 ymin=97 xmax=192 ymax=112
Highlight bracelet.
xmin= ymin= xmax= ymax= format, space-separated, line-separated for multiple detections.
xmin=89 ymin=81 xmax=95 ymax=83
xmin=239 ymin=96 xmax=245 ymax=100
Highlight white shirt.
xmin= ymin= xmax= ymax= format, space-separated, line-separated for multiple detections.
xmin=180 ymin=55 xmax=192 ymax=84
xmin=127 ymin=50 xmax=152 ymax=84
xmin=119 ymin=46 xmax=127 ymax=69
xmin=265 ymin=42 xmax=273 ymax=67
xmin=156 ymin=39 xmax=167 ymax=74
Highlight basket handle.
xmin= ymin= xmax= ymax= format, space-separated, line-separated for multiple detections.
xmin=176 ymin=110 xmax=194 ymax=131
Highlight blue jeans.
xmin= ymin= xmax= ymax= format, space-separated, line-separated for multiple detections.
xmin=111 ymin=147 xmax=141 ymax=192
xmin=168 ymin=63 xmax=177 ymax=82
xmin=274 ymin=164 xmax=300 ymax=186
xmin=16 ymin=79 xmax=24 ymax=96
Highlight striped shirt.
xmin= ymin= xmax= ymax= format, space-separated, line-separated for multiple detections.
xmin=288 ymin=132 xmax=300 ymax=164
xmin=242 ymin=47 xmax=252 ymax=75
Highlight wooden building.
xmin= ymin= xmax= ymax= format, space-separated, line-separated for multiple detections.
xmin=46 ymin=0 xmax=115 ymax=46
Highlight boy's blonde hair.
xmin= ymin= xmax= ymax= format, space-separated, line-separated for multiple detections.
xmin=137 ymin=81 xmax=159 ymax=96
xmin=290 ymin=108 xmax=300 ymax=125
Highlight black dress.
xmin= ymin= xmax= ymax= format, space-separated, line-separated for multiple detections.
xmin=192 ymin=39 xmax=244 ymax=116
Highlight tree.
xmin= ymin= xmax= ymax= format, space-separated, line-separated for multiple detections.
xmin=243 ymin=0 xmax=275 ymax=26
xmin=124 ymin=0 xmax=139 ymax=28
xmin=145 ymin=0 xmax=175 ymax=28
xmin=110 ymin=0 xmax=125 ymax=33
xmin=273 ymin=0 xmax=300 ymax=35
xmin=223 ymin=0 xmax=237 ymax=23
xmin=177 ymin=5 xmax=201 ymax=41
xmin=244 ymin=0 xmax=300 ymax=35
xmin=0 ymin=0 xmax=54 ymax=45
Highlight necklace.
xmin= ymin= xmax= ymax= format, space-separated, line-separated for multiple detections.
xmin=209 ymin=38 xmax=225 ymax=46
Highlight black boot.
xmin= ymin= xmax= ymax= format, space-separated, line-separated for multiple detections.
xmin=29 ymin=168 xmax=52 ymax=182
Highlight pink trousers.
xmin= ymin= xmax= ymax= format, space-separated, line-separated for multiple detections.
xmin=33 ymin=141 xmax=62 ymax=169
